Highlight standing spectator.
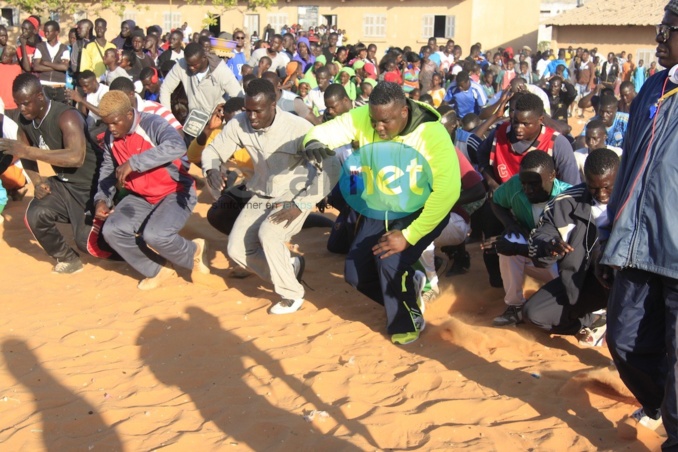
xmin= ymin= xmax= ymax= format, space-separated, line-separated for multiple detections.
xmin=70 ymin=19 xmax=93 ymax=77
xmin=621 ymin=53 xmax=635 ymax=82
xmin=0 ymin=46 xmax=21 ymax=112
xmin=81 ymin=19 xmax=116 ymax=79
xmin=158 ymin=30 xmax=184 ymax=66
xmin=31 ymin=21 xmax=70 ymax=103
xmin=160 ymin=43 xmax=243 ymax=138
xmin=0 ymin=25 xmax=8 ymax=59
xmin=634 ymin=59 xmax=648 ymax=93
xmin=601 ymin=2 xmax=678 ymax=442
xmin=227 ymin=30 xmax=247 ymax=81
xmin=17 ymin=17 xmax=42 ymax=73
xmin=111 ymin=20 xmax=135 ymax=51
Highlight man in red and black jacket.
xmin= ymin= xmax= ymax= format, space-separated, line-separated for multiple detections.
xmin=94 ymin=90 xmax=208 ymax=290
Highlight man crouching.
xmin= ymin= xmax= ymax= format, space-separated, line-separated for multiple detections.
xmin=94 ymin=90 xmax=208 ymax=290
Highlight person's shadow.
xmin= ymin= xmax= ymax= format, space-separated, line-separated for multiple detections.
xmin=137 ymin=307 xmax=373 ymax=450
xmin=1 ymin=339 xmax=123 ymax=451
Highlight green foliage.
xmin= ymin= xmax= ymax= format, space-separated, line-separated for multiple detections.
xmin=11 ymin=0 xmax=134 ymax=17
xmin=183 ymin=0 xmax=277 ymax=13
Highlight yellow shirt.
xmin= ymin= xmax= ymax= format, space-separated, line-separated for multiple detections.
xmin=187 ymin=127 xmax=253 ymax=180
xmin=81 ymin=40 xmax=117 ymax=78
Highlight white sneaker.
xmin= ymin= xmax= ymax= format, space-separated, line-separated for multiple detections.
xmin=192 ymin=238 xmax=210 ymax=275
xmin=270 ymin=298 xmax=304 ymax=315
xmin=138 ymin=265 xmax=176 ymax=290
xmin=414 ymin=270 xmax=426 ymax=314
xmin=631 ymin=408 xmax=663 ymax=430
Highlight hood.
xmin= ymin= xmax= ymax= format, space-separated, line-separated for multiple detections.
xmin=400 ymin=98 xmax=440 ymax=136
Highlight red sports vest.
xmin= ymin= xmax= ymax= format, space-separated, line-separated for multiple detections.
xmin=489 ymin=122 xmax=558 ymax=183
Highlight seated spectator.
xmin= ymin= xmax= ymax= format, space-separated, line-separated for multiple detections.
xmin=102 ymin=48 xmax=130 ymax=86
xmin=94 ymin=91 xmax=208 ymax=290
xmin=491 ymin=151 xmax=572 ymax=326
xmin=66 ymin=70 xmax=109 ymax=133
xmin=0 ymin=112 xmax=27 ymax=200
xmin=307 ymin=66 xmax=331 ymax=117
xmin=580 ymin=93 xmax=629 ymax=149
xmin=574 ymin=119 xmax=622 ymax=180
xmin=139 ymin=66 xmax=162 ymax=102
xmin=428 ymin=72 xmax=446 ymax=108
xmin=618 ymin=81 xmax=637 ymax=114
xmin=443 ymin=70 xmax=487 ymax=117
xmin=419 ymin=148 xmax=486 ymax=301
xmin=523 ymin=148 xmax=619 ymax=346
xmin=478 ymin=92 xmax=580 ymax=189
xmin=543 ymin=76 xmax=577 ymax=124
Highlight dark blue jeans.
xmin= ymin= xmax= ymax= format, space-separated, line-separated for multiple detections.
xmin=607 ymin=268 xmax=678 ymax=449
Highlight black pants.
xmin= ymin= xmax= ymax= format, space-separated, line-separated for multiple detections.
xmin=207 ymin=187 xmax=251 ymax=236
xmin=607 ymin=268 xmax=678 ymax=449
xmin=523 ymin=267 xmax=609 ymax=335
xmin=25 ymin=177 xmax=91 ymax=262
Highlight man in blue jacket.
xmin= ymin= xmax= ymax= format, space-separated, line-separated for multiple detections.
xmin=601 ymin=1 xmax=678 ymax=444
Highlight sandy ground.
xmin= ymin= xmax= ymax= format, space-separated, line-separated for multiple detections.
xmin=0 ymin=116 xmax=666 ymax=451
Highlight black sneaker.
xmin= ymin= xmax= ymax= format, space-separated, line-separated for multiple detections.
xmin=493 ymin=305 xmax=523 ymax=326
xmin=52 ymin=259 xmax=84 ymax=275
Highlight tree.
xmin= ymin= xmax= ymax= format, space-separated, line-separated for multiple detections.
xmin=11 ymin=0 xmax=136 ymax=18
xmin=184 ymin=0 xmax=277 ymax=16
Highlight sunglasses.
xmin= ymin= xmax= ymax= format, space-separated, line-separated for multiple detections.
xmin=656 ymin=23 xmax=678 ymax=43
xmin=235 ymin=36 xmax=246 ymax=40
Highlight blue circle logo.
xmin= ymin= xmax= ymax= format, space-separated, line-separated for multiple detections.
xmin=339 ymin=142 xmax=433 ymax=220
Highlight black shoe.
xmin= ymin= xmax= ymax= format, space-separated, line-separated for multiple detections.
xmin=493 ymin=305 xmax=523 ymax=326
xmin=441 ymin=245 xmax=471 ymax=276
xmin=52 ymin=259 xmax=84 ymax=274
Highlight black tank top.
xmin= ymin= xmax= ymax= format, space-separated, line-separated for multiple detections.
xmin=20 ymin=101 xmax=101 ymax=189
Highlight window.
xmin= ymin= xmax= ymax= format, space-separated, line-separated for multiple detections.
xmin=363 ymin=14 xmax=386 ymax=39
xmin=267 ymin=14 xmax=288 ymax=34
xmin=422 ymin=15 xmax=455 ymax=39
xmin=123 ymin=11 xmax=137 ymax=23
xmin=245 ymin=14 xmax=260 ymax=37
xmin=73 ymin=10 xmax=87 ymax=22
xmin=636 ymin=48 xmax=656 ymax=67
xmin=163 ymin=12 xmax=182 ymax=35
xmin=0 ymin=7 xmax=20 ymax=27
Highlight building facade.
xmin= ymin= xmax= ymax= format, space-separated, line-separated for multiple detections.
xmin=1 ymin=0 xmax=540 ymax=55
xmin=546 ymin=0 xmax=662 ymax=65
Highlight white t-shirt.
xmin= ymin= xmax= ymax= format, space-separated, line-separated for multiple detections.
xmin=2 ymin=114 xmax=19 ymax=139
xmin=86 ymin=83 xmax=109 ymax=121
xmin=437 ymin=52 xmax=455 ymax=73
xmin=34 ymin=42 xmax=70 ymax=86
xmin=574 ymin=146 xmax=623 ymax=181
xmin=33 ymin=41 xmax=70 ymax=62
xmin=308 ymin=87 xmax=326 ymax=115
xmin=591 ymin=200 xmax=609 ymax=230
xmin=104 ymin=66 xmax=131 ymax=86
xmin=170 ymin=50 xmax=184 ymax=61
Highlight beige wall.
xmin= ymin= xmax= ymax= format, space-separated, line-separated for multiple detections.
xmin=1 ymin=0 xmax=540 ymax=55
xmin=551 ymin=25 xmax=658 ymax=64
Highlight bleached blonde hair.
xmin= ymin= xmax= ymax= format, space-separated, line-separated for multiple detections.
xmin=98 ymin=90 xmax=133 ymax=118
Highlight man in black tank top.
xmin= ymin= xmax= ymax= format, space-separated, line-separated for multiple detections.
xmin=0 ymin=73 xmax=101 ymax=274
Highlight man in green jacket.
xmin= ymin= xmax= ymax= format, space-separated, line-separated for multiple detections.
xmin=302 ymin=82 xmax=461 ymax=344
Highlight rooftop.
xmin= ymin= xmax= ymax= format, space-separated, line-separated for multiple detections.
xmin=546 ymin=0 xmax=665 ymax=26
